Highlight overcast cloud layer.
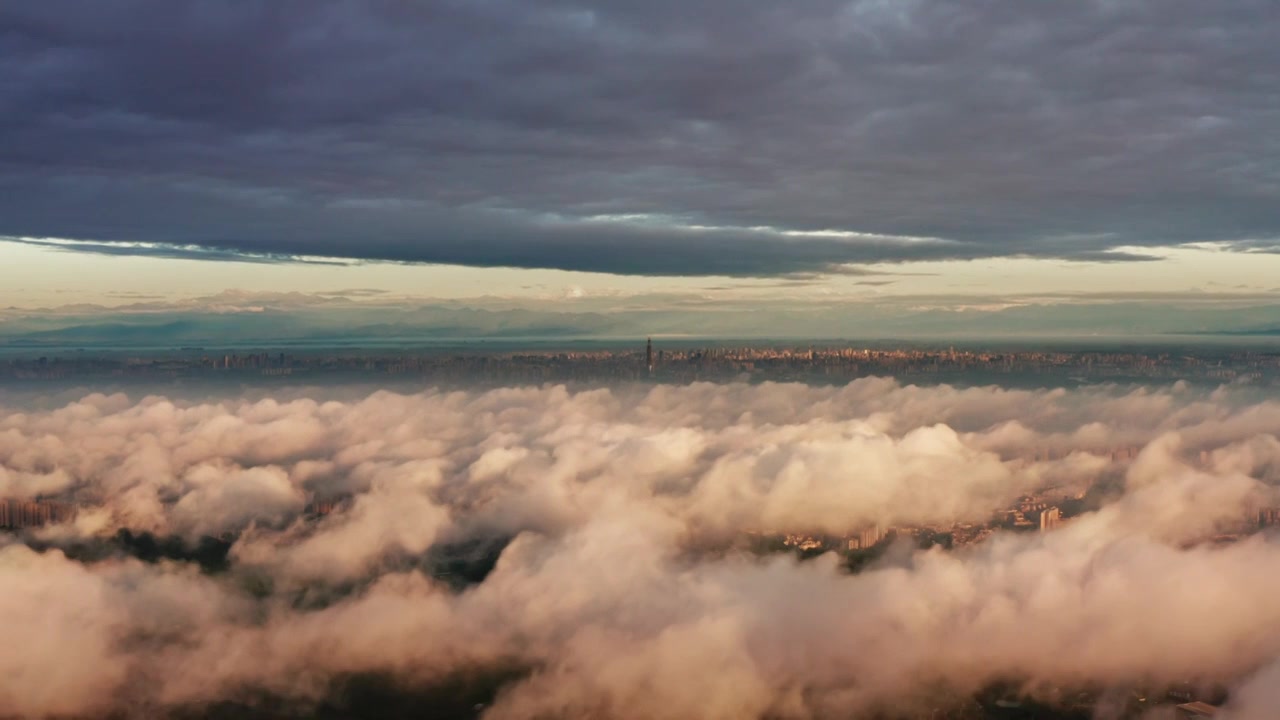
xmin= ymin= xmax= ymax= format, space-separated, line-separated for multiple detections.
xmin=2 ymin=1 xmax=1280 ymax=275
xmin=4 ymin=380 xmax=1280 ymax=717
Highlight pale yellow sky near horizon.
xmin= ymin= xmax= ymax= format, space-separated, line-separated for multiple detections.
xmin=2 ymin=239 xmax=1279 ymax=309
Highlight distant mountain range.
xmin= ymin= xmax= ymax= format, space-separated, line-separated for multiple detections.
xmin=4 ymin=300 xmax=1280 ymax=348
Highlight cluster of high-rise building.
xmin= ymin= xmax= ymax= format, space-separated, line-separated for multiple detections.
xmin=4 ymin=343 xmax=1280 ymax=384
xmin=0 ymin=498 xmax=75 ymax=529
xmin=776 ymin=524 xmax=886 ymax=553
xmin=304 ymin=496 xmax=347 ymax=516
xmin=1259 ymin=507 xmax=1280 ymax=528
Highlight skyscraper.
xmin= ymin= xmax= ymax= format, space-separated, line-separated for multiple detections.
xmin=1039 ymin=507 xmax=1061 ymax=531
xmin=646 ymin=337 xmax=653 ymax=374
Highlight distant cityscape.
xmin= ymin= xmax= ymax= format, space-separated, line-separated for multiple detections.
xmin=4 ymin=341 xmax=1280 ymax=385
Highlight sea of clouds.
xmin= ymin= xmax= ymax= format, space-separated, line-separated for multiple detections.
xmin=3 ymin=378 xmax=1280 ymax=718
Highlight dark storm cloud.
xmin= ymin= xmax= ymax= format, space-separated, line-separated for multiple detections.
xmin=3 ymin=236 xmax=355 ymax=265
xmin=1 ymin=0 xmax=1279 ymax=275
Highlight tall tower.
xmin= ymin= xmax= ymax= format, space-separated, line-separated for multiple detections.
xmin=646 ymin=337 xmax=653 ymax=374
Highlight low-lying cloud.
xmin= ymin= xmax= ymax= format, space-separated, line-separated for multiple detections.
xmin=3 ymin=379 xmax=1280 ymax=717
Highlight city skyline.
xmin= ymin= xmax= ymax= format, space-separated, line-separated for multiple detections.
xmin=6 ymin=343 xmax=1280 ymax=386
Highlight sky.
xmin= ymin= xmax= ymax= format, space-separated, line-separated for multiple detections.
xmin=3 ymin=1 xmax=1280 ymax=335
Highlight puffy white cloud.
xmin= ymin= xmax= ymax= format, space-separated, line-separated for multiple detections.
xmin=2 ymin=379 xmax=1280 ymax=716
xmin=0 ymin=545 xmax=124 ymax=717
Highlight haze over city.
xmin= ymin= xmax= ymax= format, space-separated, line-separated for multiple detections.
xmin=3 ymin=2 xmax=1280 ymax=719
